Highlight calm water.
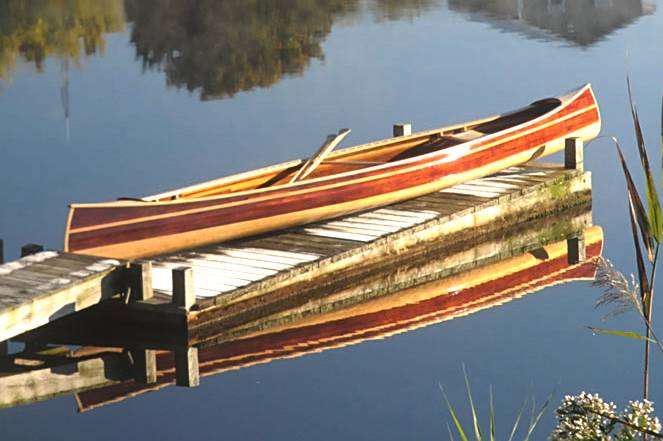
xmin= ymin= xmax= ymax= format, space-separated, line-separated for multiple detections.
xmin=1 ymin=0 xmax=662 ymax=439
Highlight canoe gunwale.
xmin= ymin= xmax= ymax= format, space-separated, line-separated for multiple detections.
xmin=69 ymin=84 xmax=596 ymax=209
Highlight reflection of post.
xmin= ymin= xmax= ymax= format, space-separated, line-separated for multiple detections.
xmin=567 ymin=235 xmax=586 ymax=264
xmin=175 ymin=347 xmax=199 ymax=387
xmin=0 ymin=239 xmax=4 ymax=264
xmin=0 ymin=341 xmax=7 ymax=356
xmin=61 ymin=59 xmax=70 ymax=144
xmin=132 ymin=349 xmax=157 ymax=384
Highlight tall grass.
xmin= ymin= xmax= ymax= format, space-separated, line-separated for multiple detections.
xmin=440 ymin=366 xmax=549 ymax=441
xmin=593 ymin=78 xmax=663 ymax=400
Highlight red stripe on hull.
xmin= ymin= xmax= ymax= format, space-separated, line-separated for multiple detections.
xmin=68 ymin=106 xmax=599 ymax=251
xmin=69 ymin=89 xmax=597 ymax=231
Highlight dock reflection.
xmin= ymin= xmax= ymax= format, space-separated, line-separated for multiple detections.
xmin=448 ymin=0 xmax=655 ymax=46
xmin=0 ymin=206 xmax=602 ymax=412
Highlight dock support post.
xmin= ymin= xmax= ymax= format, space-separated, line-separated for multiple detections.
xmin=393 ymin=123 xmax=412 ymax=137
xmin=565 ymin=137 xmax=583 ymax=171
xmin=132 ymin=349 xmax=157 ymax=384
xmin=0 ymin=239 xmax=4 ymax=264
xmin=175 ymin=347 xmax=199 ymax=387
xmin=128 ymin=262 xmax=153 ymax=301
xmin=567 ymin=236 xmax=586 ymax=264
xmin=0 ymin=340 xmax=7 ymax=356
xmin=20 ymin=244 xmax=43 ymax=257
xmin=172 ymin=267 xmax=195 ymax=311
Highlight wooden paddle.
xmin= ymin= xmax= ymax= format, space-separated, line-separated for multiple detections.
xmin=289 ymin=128 xmax=351 ymax=183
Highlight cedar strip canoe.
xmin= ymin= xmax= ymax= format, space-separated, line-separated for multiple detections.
xmin=74 ymin=226 xmax=603 ymax=412
xmin=65 ymin=84 xmax=601 ymax=259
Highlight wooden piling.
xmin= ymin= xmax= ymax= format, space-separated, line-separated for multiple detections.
xmin=0 ymin=239 xmax=4 ymax=264
xmin=20 ymin=244 xmax=43 ymax=257
xmin=131 ymin=349 xmax=157 ymax=384
xmin=172 ymin=267 xmax=195 ymax=310
xmin=128 ymin=262 xmax=153 ymax=301
xmin=567 ymin=236 xmax=586 ymax=264
xmin=393 ymin=123 xmax=412 ymax=137
xmin=0 ymin=340 xmax=7 ymax=357
xmin=175 ymin=347 xmax=199 ymax=387
xmin=565 ymin=137 xmax=583 ymax=171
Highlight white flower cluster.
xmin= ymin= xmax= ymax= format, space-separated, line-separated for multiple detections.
xmin=616 ymin=399 xmax=662 ymax=441
xmin=551 ymin=392 xmax=662 ymax=441
xmin=551 ymin=392 xmax=616 ymax=441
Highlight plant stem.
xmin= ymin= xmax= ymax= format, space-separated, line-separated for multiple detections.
xmin=644 ymin=242 xmax=660 ymax=400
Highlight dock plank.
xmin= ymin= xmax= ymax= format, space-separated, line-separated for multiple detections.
xmin=0 ymin=252 xmax=127 ymax=342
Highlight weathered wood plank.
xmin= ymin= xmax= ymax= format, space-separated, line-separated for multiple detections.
xmin=208 ymin=248 xmax=313 ymax=266
xmin=309 ymin=222 xmax=389 ymax=236
xmin=0 ymin=252 xmax=127 ymax=342
xmin=215 ymin=247 xmax=319 ymax=262
xmin=302 ymin=227 xmax=376 ymax=242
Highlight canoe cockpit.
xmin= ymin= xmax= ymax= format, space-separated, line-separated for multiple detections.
xmin=146 ymin=97 xmax=561 ymax=202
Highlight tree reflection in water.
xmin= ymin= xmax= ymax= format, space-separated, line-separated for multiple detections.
xmin=124 ymin=0 xmax=359 ymax=100
xmin=0 ymin=0 xmax=125 ymax=78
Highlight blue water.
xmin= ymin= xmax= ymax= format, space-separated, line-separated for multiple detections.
xmin=1 ymin=1 xmax=662 ymax=439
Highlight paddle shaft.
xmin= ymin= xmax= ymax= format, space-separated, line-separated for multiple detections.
xmin=290 ymin=128 xmax=351 ymax=183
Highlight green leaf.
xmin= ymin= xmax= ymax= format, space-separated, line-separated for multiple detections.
xmin=587 ymin=326 xmax=656 ymax=342
xmin=627 ymin=192 xmax=652 ymax=303
xmin=463 ymin=364 xmax=483 ymax=441
xmin=440 ymin=384 xmax=470 ymax=441
xmin=615 ymin=139 xmax=657 ymax=262
xmin=627 ymin=76 xmax=663 ymax=243
xmin=522 ymin=395 xmax=551 ymax=441
xmin=507 ymin=400 xmax=526 ymax=441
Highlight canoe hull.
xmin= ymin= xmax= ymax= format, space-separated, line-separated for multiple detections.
xmin=65 ymin=85 xmax=601 ymax=259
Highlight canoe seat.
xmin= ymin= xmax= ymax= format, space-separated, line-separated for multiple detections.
xmin=391 ymin=129 xmax=486 ymax=162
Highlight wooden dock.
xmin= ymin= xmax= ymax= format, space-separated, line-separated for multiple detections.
xmin=3 ymin=160 xmax=592 ymax=350
xmin=0 ymin=205 xmax=601 ymax=411
xmin=0 ymin=252 xmax=128 ymax=342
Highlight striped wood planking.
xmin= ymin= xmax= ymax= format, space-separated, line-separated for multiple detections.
xmin=149 ymin=164 xmax=578 ymax=300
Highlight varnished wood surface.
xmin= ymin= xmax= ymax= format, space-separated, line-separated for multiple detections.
xmin=65 ymin=85 xmax=601 ymax=259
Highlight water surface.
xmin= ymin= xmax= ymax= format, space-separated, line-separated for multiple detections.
xmin=1 ymin=1 xmax=662 ymax=440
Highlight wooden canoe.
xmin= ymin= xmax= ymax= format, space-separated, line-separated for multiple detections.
xmin=64 ymin=84 xmax=601 ymax=259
